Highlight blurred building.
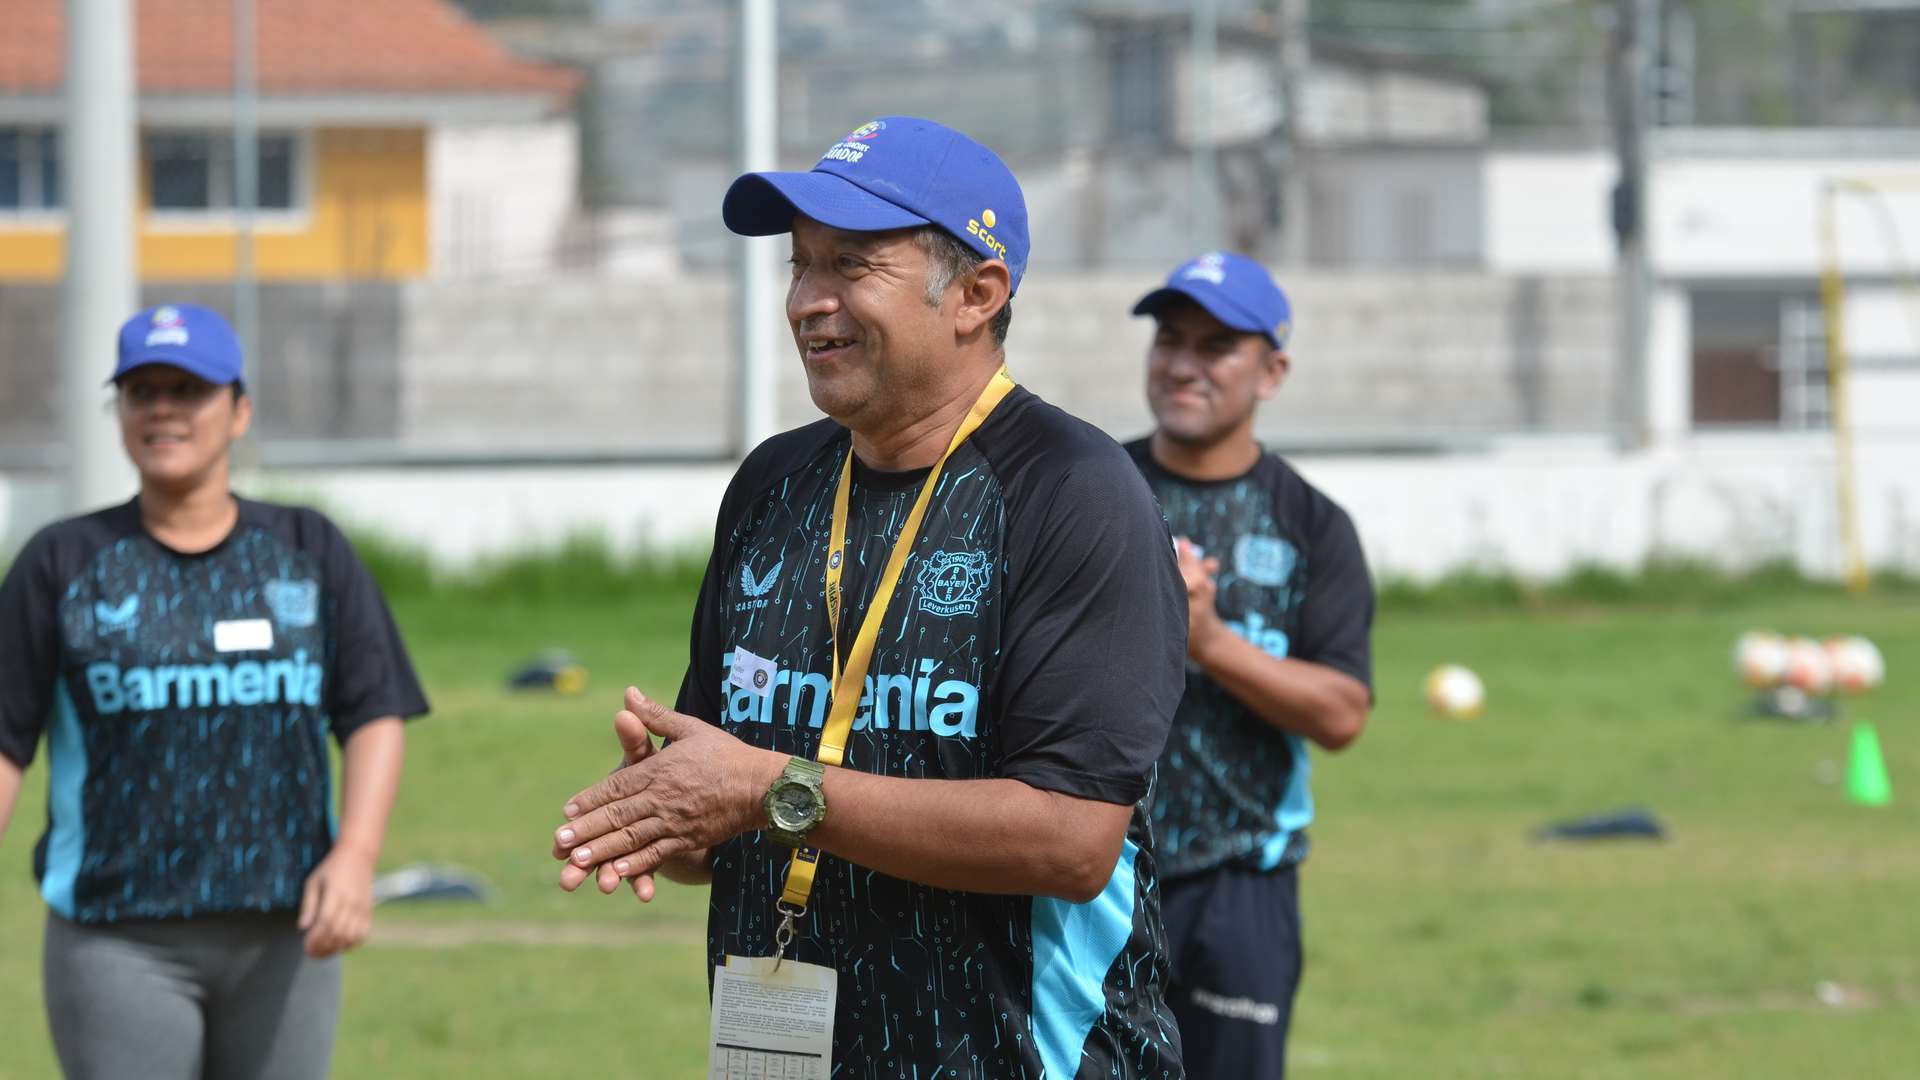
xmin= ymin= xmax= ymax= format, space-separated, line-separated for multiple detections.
xmin=0 ymin=0 xmax=578 ymax=466
xmin=0 ymin=0 xmax=579 ymax=283
xmin=6 ymin=0 xmax=1920 ymax=581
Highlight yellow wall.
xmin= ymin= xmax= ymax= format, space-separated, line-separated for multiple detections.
xmin=0 ymin=126 xmax=428 ymax=282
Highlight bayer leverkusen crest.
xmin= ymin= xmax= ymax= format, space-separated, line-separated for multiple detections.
xmin=915 ymin=550 xmax=991 ymax=618
xmin=264 ymin=579 xmax=319 ymax=628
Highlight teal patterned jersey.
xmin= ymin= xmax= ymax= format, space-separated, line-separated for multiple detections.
xmin=681 ymin=389 xmax=1189 ymax=1079
xmin=0 ymin=498 xmax=428 ymax=923
xmin=1125 ymin=441 xmax=1373 ymax=881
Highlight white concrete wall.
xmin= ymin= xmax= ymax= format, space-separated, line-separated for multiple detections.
xmin=1484 ymin=148 xmax=1617 ymax=274
xmin=11 ymin=437 xmax=1919 ymax=581
xmin=429 ymin=120 xmax=579 ymax=277
xmin=1304 ymin=67 xmax=1488 ymax=145
xmin=1172 ymin=48 xmax=1282 ymax=147
xmin=1308 ymin=434 xmax=1920 ymax=582
xmin=1485 ymin=135 xmax=1920 ymax=279
xmin=1655 ymin=156 xmax=1920 ymax=279
xmin=1309 ymin=148 xmax=1486 ymax=266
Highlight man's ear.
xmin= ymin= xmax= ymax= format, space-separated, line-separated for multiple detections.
xmin=954 ymin=260 xmax=1012 ymax=340
xmin=229 ymin=389 xmax=254 ymax=440
xmin=1257 ymin=350 xmax=1290 ymax=400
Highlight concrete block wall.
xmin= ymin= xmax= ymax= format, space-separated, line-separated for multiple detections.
xmin=0 ymin=282 xmax=402 ymax=466
xmin=392 ymin=269 xmax=1618 ymax=453
xmin=398 ymin=276 xmax=737 ymax=455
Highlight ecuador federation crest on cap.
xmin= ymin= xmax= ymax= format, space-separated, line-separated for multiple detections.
xmin=145 ymin=305 xmax=191 ymax=347
xmin=915 ymin=549 xmax=992 ymax=618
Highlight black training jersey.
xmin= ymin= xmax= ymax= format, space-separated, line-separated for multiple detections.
xmin=1125 ymin=441 xmax=1374 ymax=881
xmin=0 ymin=497 xmax=428 ymax=924
xmin=680 ymin=387 xmax=1188 ymax=1080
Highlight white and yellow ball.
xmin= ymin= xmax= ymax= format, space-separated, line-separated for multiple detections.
xmin=1425 ymin=664 xmax=1485 ymax=720
xmin=1733 ymin=631 xmax=1790 ymax=689
xmin=1825 ymin=636 xmax=1885 ymax=695
xmin=1781 ymin=636 xmax=1833 ymax=695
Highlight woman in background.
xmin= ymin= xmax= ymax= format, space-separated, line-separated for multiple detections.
xmin=0 ymin=303 xmax=428 ymax=1080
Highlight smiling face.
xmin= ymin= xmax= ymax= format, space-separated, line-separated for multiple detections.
xmin=785 ymin=216 xmax=963 ymax=434
xmin=1146 ymin=299 xmax=1287 ymax=448
xmin=115 ymin=364 xmax=251 ymax=495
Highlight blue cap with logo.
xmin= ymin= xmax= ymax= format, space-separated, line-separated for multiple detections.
xmin=112 ymin=303 xmax=245 ymax=387
xmin=722 ymin=116 xmax=1032 ymax=294
xmin=1133 ymin=252 xmax=1293 ymax=349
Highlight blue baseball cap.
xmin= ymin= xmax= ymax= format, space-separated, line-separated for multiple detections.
xmin=1133 ymin=252 xmax=1293 ymax=349
xmin=722 ymin=116 xmax=1032 ymax=294
xmin=111 ymin=303 xmax=245 ymax=387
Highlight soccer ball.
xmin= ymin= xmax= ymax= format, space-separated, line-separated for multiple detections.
xmin=1733 ymin=631 xmax=1790 ymax=689
xmin=1781 ymin=637 xmax=1833 ymax=695
xmin=1825 ymin=636 xmax=1885 ymax=695
xmin=1425 ymin=664 xmax=1485 ymax=720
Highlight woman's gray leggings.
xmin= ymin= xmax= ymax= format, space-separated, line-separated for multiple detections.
xmin=42 ymin=913 xmax=341 ymax=1080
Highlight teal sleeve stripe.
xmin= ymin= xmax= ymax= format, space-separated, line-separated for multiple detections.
xmin=41 ymin=684 xmax=88 ymax=918
xmin=1030 ymin=837 xmax=1140 ymax=1079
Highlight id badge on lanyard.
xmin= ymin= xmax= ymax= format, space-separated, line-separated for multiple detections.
xmin=708 ymin=367 xmax=1016 ymax=1077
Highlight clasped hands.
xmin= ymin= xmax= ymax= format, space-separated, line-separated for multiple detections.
xmin=550 ymin=686 xmax=778 ymax=901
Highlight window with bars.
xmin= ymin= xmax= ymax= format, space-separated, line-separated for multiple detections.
xmin=144 ymin=131 xmax=300 ymax=213
xmin=1108 ymin=29 xmax=1171 ymax=144
xmin=0 ymin=128 xmax=62 ymax=211
xmin=1690 ymin=289 xmax=1830 ymax=430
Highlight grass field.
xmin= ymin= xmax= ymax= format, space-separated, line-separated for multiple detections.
xmin=3 ymin=579 xmax=1916 ymax=1078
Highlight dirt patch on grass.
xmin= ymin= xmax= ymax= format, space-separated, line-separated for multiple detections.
xmin=370 ymin=920 xmax=706 ymax=948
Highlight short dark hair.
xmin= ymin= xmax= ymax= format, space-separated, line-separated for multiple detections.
xmin=914 ymin=227 xmax=1012 ymax=349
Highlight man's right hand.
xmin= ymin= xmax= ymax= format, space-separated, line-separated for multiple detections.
xmin=556 ymin=684 xmax=748 ymax=895
xmin=1175 ymin=537 xmax=1227 ymax=660
xmin=563 ymin=687 xmax=707 ymax=901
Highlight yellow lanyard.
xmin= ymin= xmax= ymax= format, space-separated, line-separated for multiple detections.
xmin=776 ymin=365 xmax=1016 ymax=916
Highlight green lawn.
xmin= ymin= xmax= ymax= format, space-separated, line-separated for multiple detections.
xmin=3 ymin=588 xmax=1916 ymax=1078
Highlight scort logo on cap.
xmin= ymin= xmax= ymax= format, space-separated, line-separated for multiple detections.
xmin=967 ymin=207 xmax=1008 ymax=260
xmin=152 ymin=306 xmax=184 ymax=328
xmin=845 ymin=120 xmax=886 ymax=142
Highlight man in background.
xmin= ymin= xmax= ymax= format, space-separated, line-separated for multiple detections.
xmin=1126 ymin=251 xmax=1375 ymax=1078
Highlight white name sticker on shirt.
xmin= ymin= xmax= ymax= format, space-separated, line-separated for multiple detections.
xmin=708 ymin=955 xmax=835 ymax=1080
xmin=213 ymin=619 xmax=274 ymax=653
xmin=728 ymin=647 xmax=778 ymax=698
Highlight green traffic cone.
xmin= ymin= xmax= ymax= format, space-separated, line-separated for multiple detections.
xmin=1847 ymin=723 xmax=1893 ymax=807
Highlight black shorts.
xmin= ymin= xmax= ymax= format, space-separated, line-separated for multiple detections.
xmin=1160 ymin=863 xmax=1302 ymax=1080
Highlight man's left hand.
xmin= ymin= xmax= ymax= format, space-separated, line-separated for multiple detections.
xmin=553 ymin=691 xmax=778 ymax=890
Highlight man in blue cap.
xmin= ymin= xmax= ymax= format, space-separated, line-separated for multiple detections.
xmin=552 ymin=118 xmax=1188 ymax=1078
xmin=1125 ymin=253 xmax=1375 ymax=1079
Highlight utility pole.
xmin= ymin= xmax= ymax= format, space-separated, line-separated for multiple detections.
xmin=1190 ymin=0 xmax=1220 ymax=251
xmin=233 ymin=0 xmax=259 ymax=366
xmin=735 ymin=0 xmax=778 ymax=454
xmin=1277 ymin=0 xmax=1311 ymax=267
xmin=1608 ymin=0 xmax=1659 ymax=449
xmin=62 ymin=0 xmax=139 ymax=510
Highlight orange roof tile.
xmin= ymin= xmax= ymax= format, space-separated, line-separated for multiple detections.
xmin=0 ymin=0 xmax=579 ymax=99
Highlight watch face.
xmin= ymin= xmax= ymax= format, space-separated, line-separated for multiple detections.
xmin=770 ymin=783 xmax=818 ymax=830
